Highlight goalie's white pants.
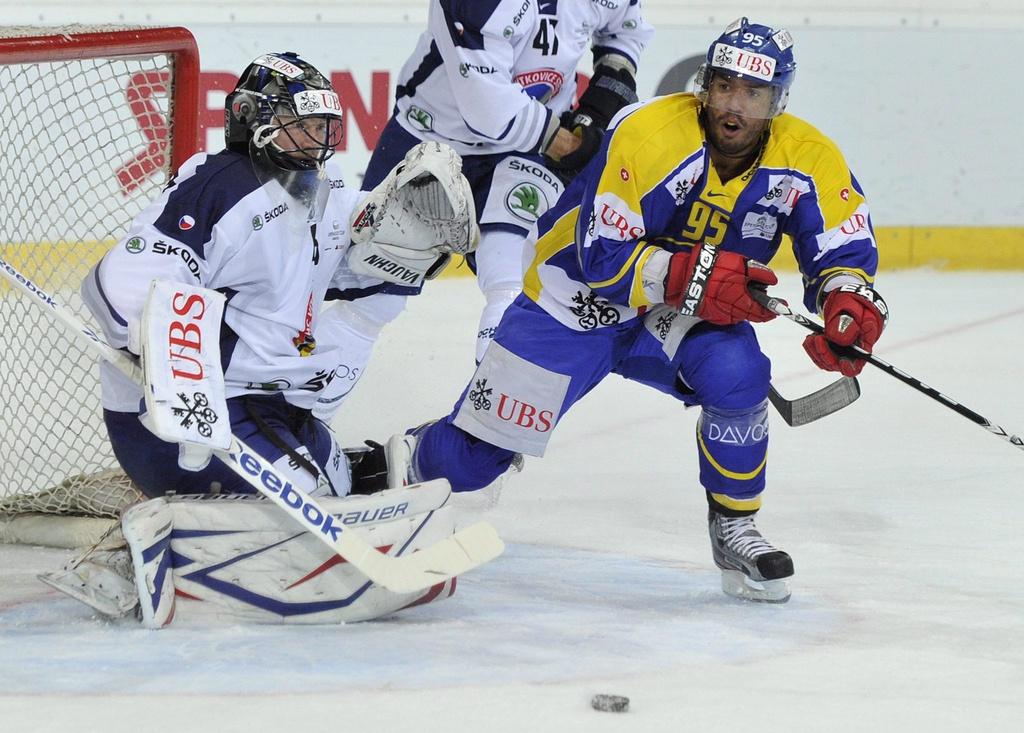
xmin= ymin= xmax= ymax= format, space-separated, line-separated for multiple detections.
xmin=474 ymin=228 xmax=526 ymax=363
xmin=122 ymin=482 xmax=459 ymax=627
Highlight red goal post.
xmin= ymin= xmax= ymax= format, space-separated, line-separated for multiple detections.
xmin=0 ymin=26 xmax=200 ymax=547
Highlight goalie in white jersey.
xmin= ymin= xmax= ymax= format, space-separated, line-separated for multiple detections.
xmin=360 ymin=0 xmax=654 ymax=365
xmin=66 ymin=52 xmax=483 ymax=626
xmin=84 ymin=51 xmax=475 ymax=501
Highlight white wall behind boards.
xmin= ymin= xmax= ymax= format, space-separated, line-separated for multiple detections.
xmin=2 ymin=2 xmax=1022 ymax=227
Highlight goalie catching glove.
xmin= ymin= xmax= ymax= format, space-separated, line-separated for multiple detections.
xmin=664 ymin=242 xmax=778 ymax=325
xmin=803 ymin=283 xmax=888 ymax=377
xmin=348 ymin=142 xmax=479 ymax=288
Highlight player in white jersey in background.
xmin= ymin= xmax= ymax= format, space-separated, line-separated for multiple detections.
xmin=359 ymin=0 xmax=654 ymax=365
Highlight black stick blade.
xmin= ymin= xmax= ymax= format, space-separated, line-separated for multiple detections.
xmin=770 ymin=377 xmax=861 ymax=427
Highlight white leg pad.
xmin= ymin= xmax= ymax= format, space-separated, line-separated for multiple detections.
xmin=163 ymin=481 xmax=459 ymax=624
xmin=40 ymin=483 xmax=467 ymax=626
xmin=122 ymin=498 xmax=177 ymax=628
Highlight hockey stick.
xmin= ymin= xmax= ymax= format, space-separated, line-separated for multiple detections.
xmin=0 ymin=256 xmax=505 ymax=592
xmin=750 ymin=287 xmax=1024 ymax=452
xmin=768 ymin=378 xmax=860 ymax=428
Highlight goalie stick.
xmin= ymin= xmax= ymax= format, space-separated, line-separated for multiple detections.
xmin=0 ymin=256 xmax=505 ymax=592
xmin=750 ymin=287 xmax=1024 ymax=452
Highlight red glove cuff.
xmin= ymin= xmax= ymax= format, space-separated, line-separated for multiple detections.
xmin=803 ymin=284 xmax=888 ymax=376
xmin=664 ymin=243 xmax=777 ymax=326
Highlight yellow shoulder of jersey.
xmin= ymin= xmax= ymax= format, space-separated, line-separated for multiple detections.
xmin=764 ymin=112 xmax=853 ymax=180
xmin=605 ymin=93 xmax=704 ymax=196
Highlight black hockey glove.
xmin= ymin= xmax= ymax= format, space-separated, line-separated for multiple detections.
xmin=547 ymin=64 xmax=638 ymax=175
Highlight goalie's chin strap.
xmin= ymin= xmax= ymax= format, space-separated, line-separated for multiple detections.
xmin=242 ymin=396 xmax=336 ymax=495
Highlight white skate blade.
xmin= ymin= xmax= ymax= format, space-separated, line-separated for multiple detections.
xmin=720 ymin=569 xmax=791 ymax=603
xmin=38 ymin=563 xmax=139 ymax=617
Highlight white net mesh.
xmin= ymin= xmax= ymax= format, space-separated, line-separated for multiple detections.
xmin=0 ymin=26 xmax=195 ymax=534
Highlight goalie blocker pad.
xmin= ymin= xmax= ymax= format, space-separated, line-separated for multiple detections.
xmin=122 ymin=481 xmax=459 ymax=628
xmin=138 ymin=279 xmax=231 ymax=472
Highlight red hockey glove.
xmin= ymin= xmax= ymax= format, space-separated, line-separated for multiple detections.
xmin=664 ymin=242 xmax=778 ymax=325
xmin=803 ymin=284 xmax=889 ymax=377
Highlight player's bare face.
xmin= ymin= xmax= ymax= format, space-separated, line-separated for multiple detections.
xmin=703 ymin=75 xmax=773 ymax=158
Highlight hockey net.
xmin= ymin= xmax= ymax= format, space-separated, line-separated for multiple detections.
xmin=0 ymin=26 xmax=200 ymax=547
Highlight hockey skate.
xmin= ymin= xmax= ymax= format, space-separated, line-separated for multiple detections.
xmin=38 ymin=548 xmax=139 ymax=618
xmin=708 ymin=510 xmax=793 ymax=603
xmin=344 ymin=428 xmax=428 ymax=494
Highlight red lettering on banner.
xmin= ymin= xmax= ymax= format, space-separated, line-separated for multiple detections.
xmin=496 ymin=394 xmax=553 ymax=433
xmin=128 ymin=63 xmax=565 ymax=188
xmin=198 ymin=71 xmax=239 ymax=149
xmin=840 ymin=213 xmax=868 ymax=235
xmin=330 ymin=71 xmax=391 ymax=152
xmin=116 ymin=71 xmax=171 ymax=195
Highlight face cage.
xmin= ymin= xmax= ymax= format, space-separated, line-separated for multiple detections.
xmin=262 ymin=103 xmax=344 ymax=171
xmin=270 ymin=116 xmax=344 ymax=170
xmin=696 ymin=65 xmax=790 ymax=119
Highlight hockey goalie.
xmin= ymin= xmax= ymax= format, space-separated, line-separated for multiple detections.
xmin=35 ymin=51 xmax=500 ymax=627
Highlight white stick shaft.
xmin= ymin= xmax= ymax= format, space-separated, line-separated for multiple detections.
xmin=0 ymin=256 xmax=503 ymax=592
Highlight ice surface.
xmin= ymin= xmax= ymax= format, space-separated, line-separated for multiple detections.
xmin=2 ymin=271 xmax=1022 ymax=732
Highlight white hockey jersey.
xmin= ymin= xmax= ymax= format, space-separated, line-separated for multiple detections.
xmin=83 ymin=150 xmax=399 ymax=412
xmin=393 ymin=0 xmax=654 ymax=156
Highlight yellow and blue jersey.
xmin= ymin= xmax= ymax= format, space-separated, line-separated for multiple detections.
xmin=523 ymin=93 xmax=877 ymax=329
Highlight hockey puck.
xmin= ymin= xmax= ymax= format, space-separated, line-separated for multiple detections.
xmin=590 ymin=694 xmax=629 ymax=713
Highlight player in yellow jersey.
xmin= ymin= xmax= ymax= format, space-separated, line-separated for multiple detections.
xmin=378 ymin=18 xmax=889 ymax=603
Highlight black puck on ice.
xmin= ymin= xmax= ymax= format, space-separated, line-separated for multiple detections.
xmin=590 ymin=694 xmax=629 ymax=713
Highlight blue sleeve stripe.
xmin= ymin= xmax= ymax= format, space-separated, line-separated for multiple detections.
xmin=439 ymin=0 xmax=501 ymax=50
xmin=464 ymin=115 xmax=515 ymax=142
xmin=396 ymin=41 xmax=444 ymax=101
xmin=153 ymin=152 xmax=258 ymax=259
xmin=326 ymin=282 xmax=421 ymax=301
xmin=217 ymin=287 xmax=240 ymax=374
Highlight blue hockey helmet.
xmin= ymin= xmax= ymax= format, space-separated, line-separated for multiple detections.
xmin=225 ymin=52 xmax=343 ymax=171
xmin=695 ymin=18 xmax=796 ymax=118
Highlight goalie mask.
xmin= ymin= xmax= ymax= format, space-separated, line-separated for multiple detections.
xmin=225 ymin=52 xmax=344 ymax=221
xmin=695 ymin=18 xmax=796 ymax=119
